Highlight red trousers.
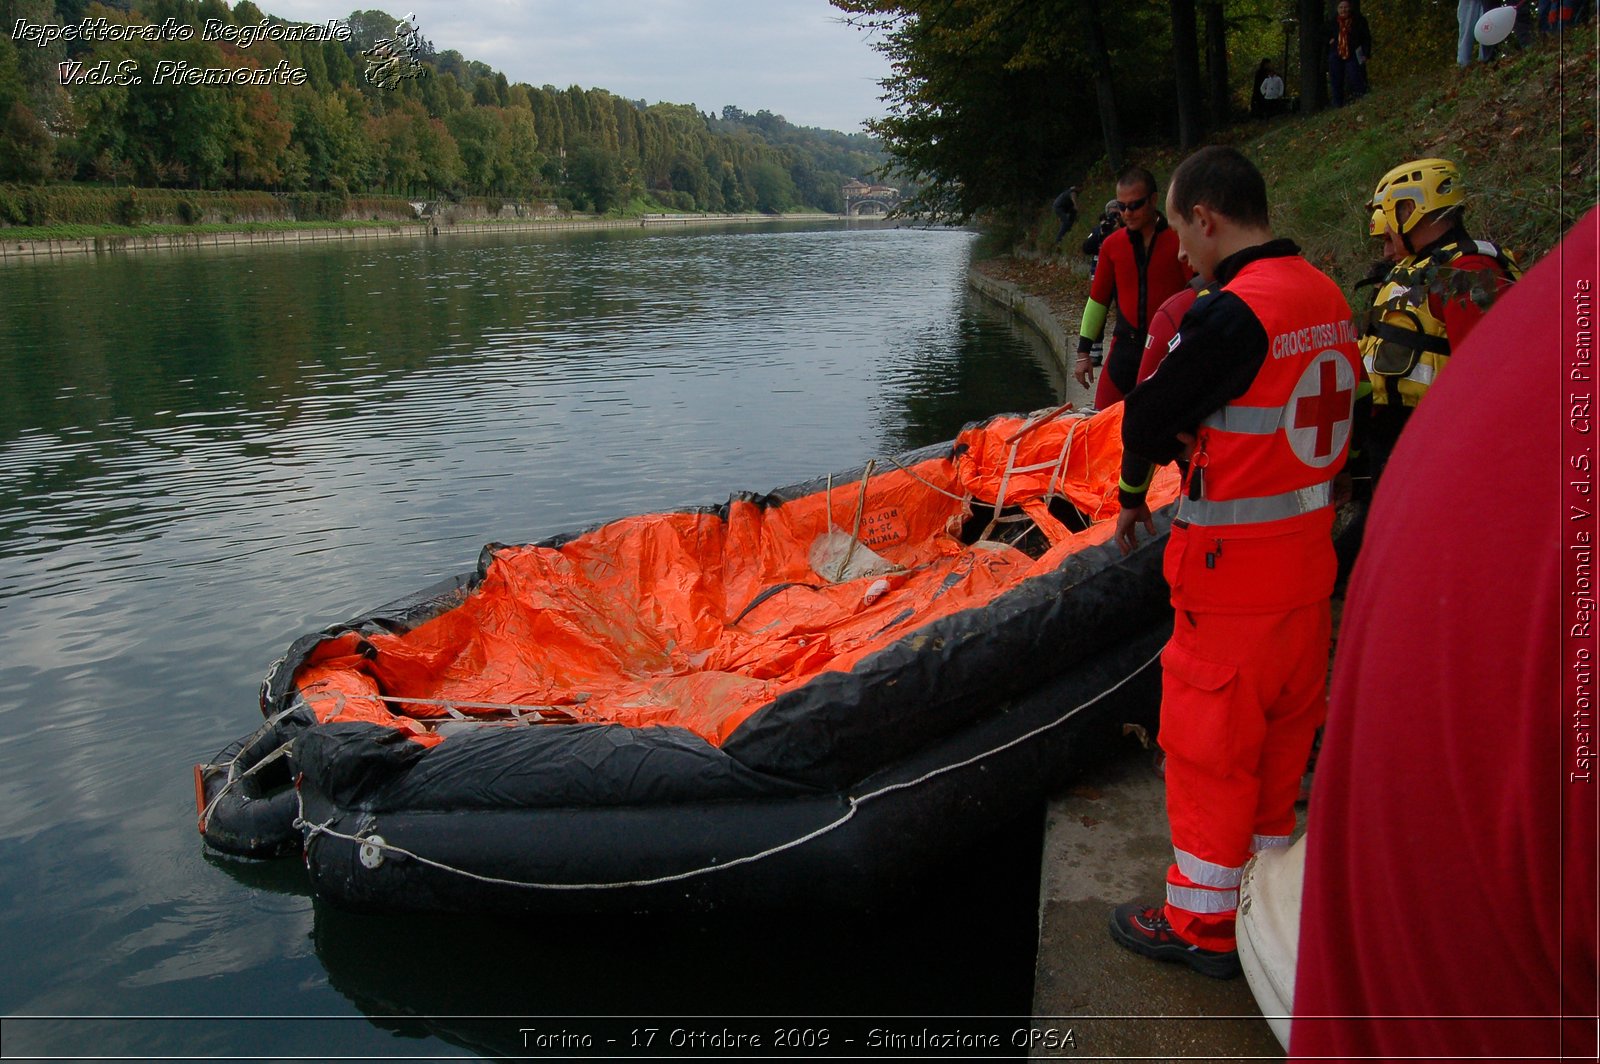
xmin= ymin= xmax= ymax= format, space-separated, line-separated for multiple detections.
xmin=1158 ymin=601 xmax=1329 ymax=951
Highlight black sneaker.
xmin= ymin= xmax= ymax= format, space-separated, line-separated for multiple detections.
xmin=1108 ymin=902 xmax=1242 ymax=979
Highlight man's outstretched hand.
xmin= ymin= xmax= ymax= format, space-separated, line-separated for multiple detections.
xmin=1115 ymin=502 xmax=1155 ymax=556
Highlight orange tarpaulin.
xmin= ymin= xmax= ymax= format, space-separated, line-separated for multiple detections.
xmin=294 ymin=406 xmax=1181 ymax=746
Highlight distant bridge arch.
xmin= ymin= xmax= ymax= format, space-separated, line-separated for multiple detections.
xmin=843 ymin=180 xmax=900 ymax=217
xmin=847 ymin=198 xmax=896 ymax=216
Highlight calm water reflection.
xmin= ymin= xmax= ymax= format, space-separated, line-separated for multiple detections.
xmin=0 ymin=220 xmax=1067 ymax=1057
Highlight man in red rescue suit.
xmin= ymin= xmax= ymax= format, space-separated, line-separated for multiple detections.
xmin=1109 ymin=146 xmax=1361 ymax=978
xmin=1074 ymin=166 xmax=1192 ymax=408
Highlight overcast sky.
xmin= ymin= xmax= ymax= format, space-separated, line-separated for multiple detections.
xmin=265 ymin=0 xmax=894 ymax=133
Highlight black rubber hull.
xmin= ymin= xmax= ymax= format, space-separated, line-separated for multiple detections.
xmin=298 ymin=621 xmax=1167 ymax=914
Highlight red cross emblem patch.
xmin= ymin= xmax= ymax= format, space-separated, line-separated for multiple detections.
xmin=1285 ymin=351 xmax=1356 ymax=468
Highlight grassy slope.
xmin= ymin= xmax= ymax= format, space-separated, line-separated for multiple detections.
xmin=1016 ymin=37 xmax=1597 ymax=283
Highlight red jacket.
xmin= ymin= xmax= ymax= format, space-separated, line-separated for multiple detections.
xmin=1087 ymin=221 xmax=1192 ymax=339
xmin=1121 ymin=241 xmax=1359 ymax=613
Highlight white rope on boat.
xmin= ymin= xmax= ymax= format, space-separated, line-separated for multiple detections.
xmin=834 ymin=459 xmax=877 ymax=583
xmin=293 ymin=644 xmax=1164 ymax=892
xmin=878 ymin=453 xmax=969 ymax=503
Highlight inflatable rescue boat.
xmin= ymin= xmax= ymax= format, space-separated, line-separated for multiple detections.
xmin=197 ymin=404 xmax=1181 ymax=913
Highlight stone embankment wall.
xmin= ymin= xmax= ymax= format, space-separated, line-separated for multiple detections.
xmin=966 ymin=264 xmax=1076 ymax=376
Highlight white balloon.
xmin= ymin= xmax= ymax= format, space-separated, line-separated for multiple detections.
xmin=1475 ymin=6 xmax=1517 ymax=46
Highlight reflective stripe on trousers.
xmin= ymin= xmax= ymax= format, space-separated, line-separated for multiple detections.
xmin=1174 ymin=846 xmax=1243 ymax=888
xmin=1168 ymin=883 xmax=1239 ymax=914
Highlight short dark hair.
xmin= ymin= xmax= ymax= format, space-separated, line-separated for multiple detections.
xmin=1168 ymin=146 xmax=1269 ymax=229
xmin=1115 ymin=166 xmax=1156 ymax=198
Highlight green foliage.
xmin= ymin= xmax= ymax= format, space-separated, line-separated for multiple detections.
xmin=0 ymin=185 xmax=25 ymax=225
xmin=0 ymin=101 xmax=53 ymax=182
xmin=1 ymin=0 xmax=891 ymax=216
xmin=114 ymin=189 xmax=144 ymax=225
xmin=285 ymin=188 xmax=349 ymax=220
xmin=0 ymin=184 xmax=326 ymax=226
xmin=565 ymin=141 xmax=623 ymax=213
xmin=747 ymin=159 xmax=797 ymax=212
xmin=831 ymin=0 xmax=1181 ymax=221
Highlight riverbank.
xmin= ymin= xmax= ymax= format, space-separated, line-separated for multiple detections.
xmin=0 ymin=210 xmax=849 ymax=262
xmin=967 ymin=254 xmax=1087 ymax=381
xmin=967 ymin=259 xmax=1291 ymax=1059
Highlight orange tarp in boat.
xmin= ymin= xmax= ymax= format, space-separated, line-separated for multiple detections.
xmin=293 ymin=406 xmax=1180 ymax=747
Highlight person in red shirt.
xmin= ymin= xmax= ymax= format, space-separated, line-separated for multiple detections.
xmin=1134 ymin=274 xmax=1206 ymax=388
xmin=1113 ymin=272 xmax=1207 ymax=534
xmin=1290 ymin=208 xmax=1598 ymax=1061
xmin=1074 ymin=166 xmax=1192 ymax=409
xmin=1109 ymin=146 xmax=1360 ymax=977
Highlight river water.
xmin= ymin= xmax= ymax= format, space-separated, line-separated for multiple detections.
xmin=0 ymin=220 xmax=1070 ymax=1059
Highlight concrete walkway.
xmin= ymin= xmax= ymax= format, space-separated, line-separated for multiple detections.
xmin=1031 ymin=748 xmax=1287 ymax=1061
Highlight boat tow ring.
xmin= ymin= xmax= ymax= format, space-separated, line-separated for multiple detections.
xmin=359 ymin=834 xmax=387 ymax=869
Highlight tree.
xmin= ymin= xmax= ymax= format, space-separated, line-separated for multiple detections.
xmin=7 ymin=0 xmax=70 ymax=128
xmin=1169 ymin=0 xmax=1203 ymax=148
xmin=1082 ymin=0 xmax=1125 ymax=172
xmin=226 ymin=84 xmax=291 ymax=187
xmin=416 ymin=112 xmax=462 ymax=191
xmin=368 ymin=119 xmax=420 ymax=193
xmin=0 ymin=101 xmax=53 ymax=181
xmin=323 ymin=38 xmax=355 ymax=88
xmin=288 ymin=87 xmax=371 ymax=191
xmin=833 ymin=0 xmax=1118 ymax=221
xmin=116 ymin=38 xmax=235 ymax=186
xmin=446 ymin=106 xmax=505 ymax=192
xmin=747 ymin=158 xmax=796 ymax=212
xmin=565 ymin=141 xmax=622 ymax=212
xmin=1201 ymin=1 xmax=1230 ymax=127
xmin=1298 ymin=0 xmax=1326 ymax=113
xmin=198 ymin=0 xmax=231 ymax=26
xmin=497 ymin=106 xmax=541 ymax=196
xmin=346 ymin=9 xmax=403 ymax=52
xmin=667 ymin=148 xmax=711 ymax=205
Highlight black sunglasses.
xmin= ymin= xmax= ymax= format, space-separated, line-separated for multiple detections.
xmin=1115 ymin=195 xmax=1150 ymax=212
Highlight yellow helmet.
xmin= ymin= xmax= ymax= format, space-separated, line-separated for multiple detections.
xmin=1367 ymin=158 xmax=1464 ymax=238
xmin=1368 ymin=207 xmax=1386 ymax=237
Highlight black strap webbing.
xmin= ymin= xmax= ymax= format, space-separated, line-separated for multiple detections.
xmin=1370 ymin=319 xmax=1452 ymax=356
